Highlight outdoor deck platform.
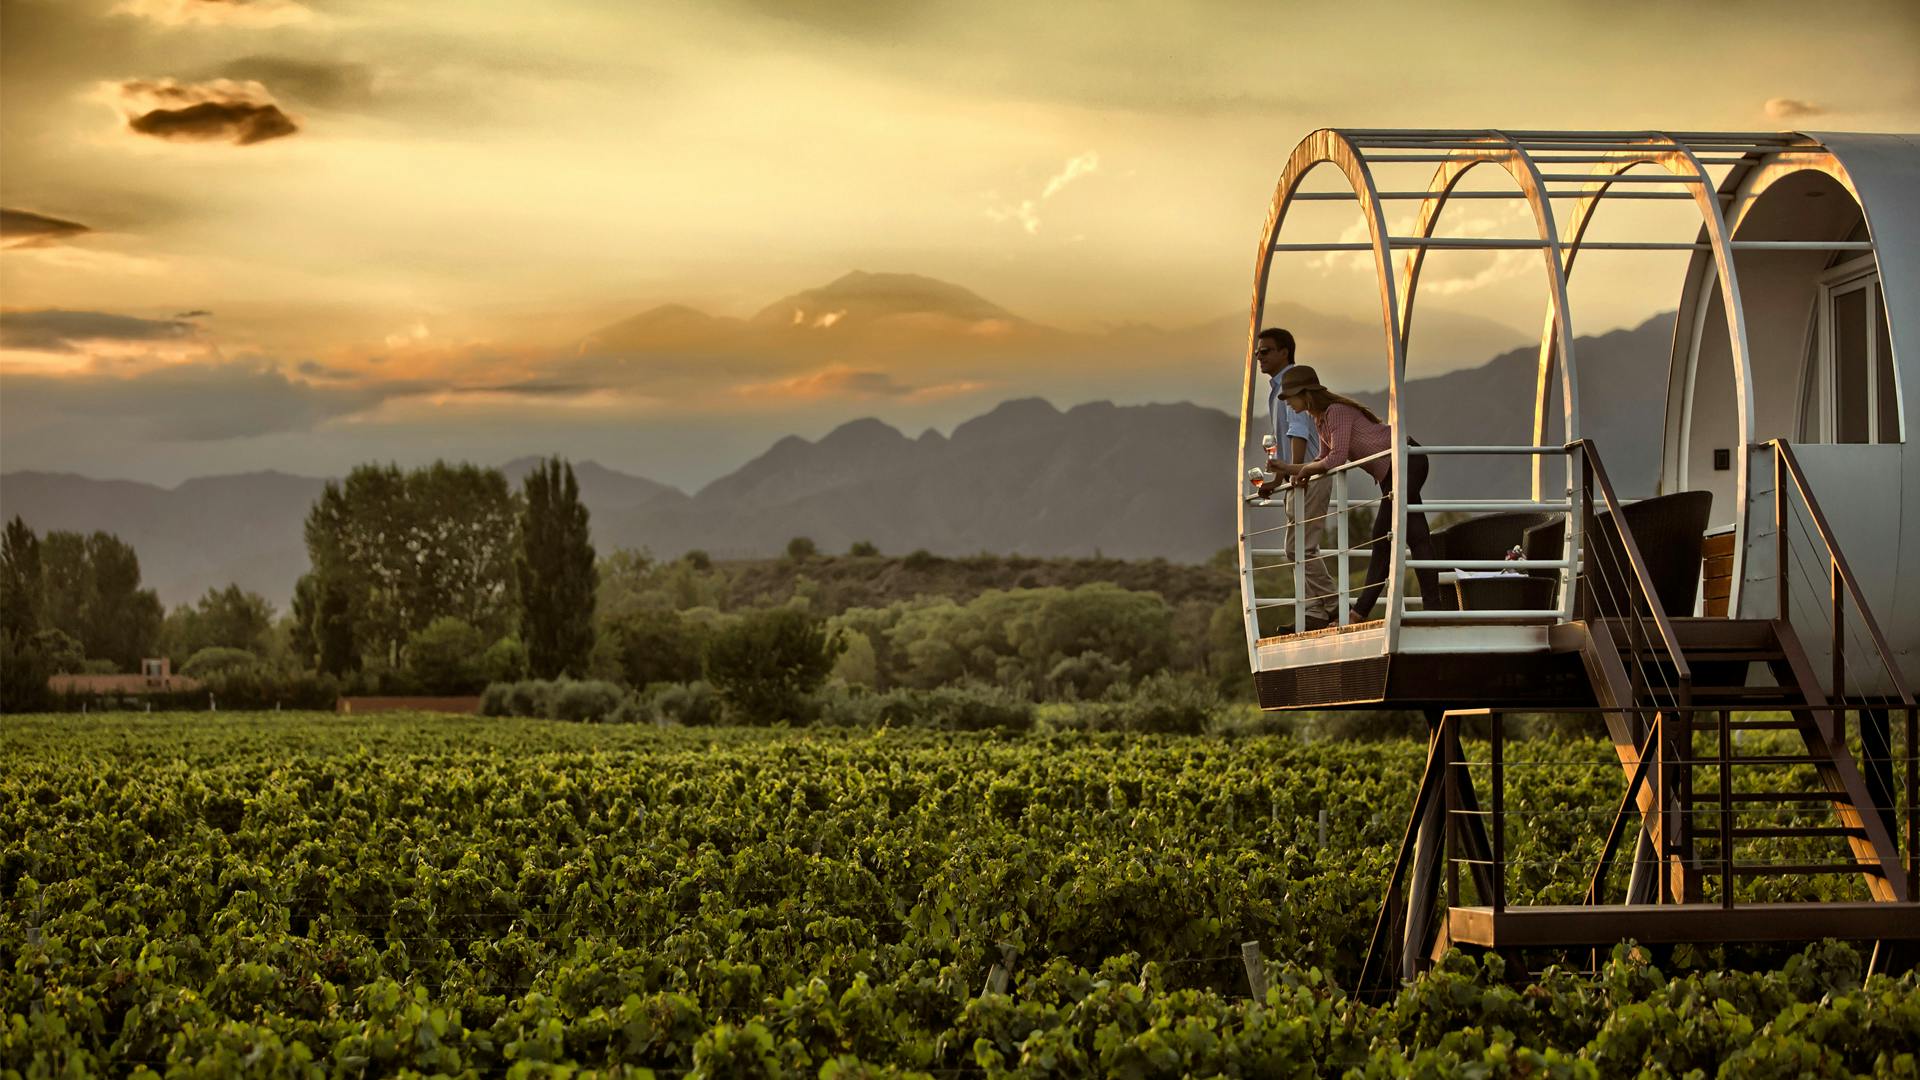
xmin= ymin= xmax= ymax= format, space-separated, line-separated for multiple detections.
xmin=1449 ymin=902 xmax=1920 ymax=947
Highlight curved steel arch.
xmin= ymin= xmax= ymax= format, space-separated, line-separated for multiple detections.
xmin=1546 ymin=142 xmax=1761 ymax=611
xmin=1239 ymin=128 xmax=1406 ymax=661
xmin=1390 ymin=134 xmax=1583 ymax=502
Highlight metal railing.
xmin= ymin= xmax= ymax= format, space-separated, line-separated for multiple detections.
xmin=1768 ymin=438 xmax=1919 ymax=894
xmin=1241 ymin=442 xmax=1588 ymax=649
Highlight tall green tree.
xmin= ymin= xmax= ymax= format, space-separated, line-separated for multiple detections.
xmin=33 ymin=528 xmax=162 ymax=670
xmin=160 ymin=584 xmax=276 ymax=666
xmin=0 ymin=517 xmax=42 ymax=642
xmin=81 ymin=532 xmax=163 ymax=669
xmin=303 ymin=461 xmax=518 ymax=667
xmin=515 ymin=457 xmax=597 ymax=679
xmin=0 ymin=518 xmax=50 ymax=711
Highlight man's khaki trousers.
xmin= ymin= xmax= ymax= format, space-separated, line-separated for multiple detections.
xmin=1286 ymin=478 xmax=1337 ymax=620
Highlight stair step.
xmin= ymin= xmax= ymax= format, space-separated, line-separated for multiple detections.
xmin=1723 ymin=719 xmax=1804 ymax=731
xmin=1725 ymin=826 xmax=1864 ymax=839
xmin=1705 ymin=862 xmax=1888 ymax=877
xmin=1721 ymin=791 xmax=1842 ymax=804
xmin=1673 ymin=650 xmax=1786 ymax=662
xmin=1688 ymin=685 xmax=1801 ymax=700
xmin=1671 ymin=755 xmax=1823 ymax=768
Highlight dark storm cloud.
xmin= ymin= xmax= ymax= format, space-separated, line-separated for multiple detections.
xmin=0 ymin=363 xmax=413 ymax=442
xmin=128 ymin=99 xmax=298 ymax=144
xmin=0 ymin=208 xmax=92 ymax=247
xmin=175 ymin=310 xmax=212 ymax=319
xmin=0 ymin=309 xmax=195 ymax=353
xmin=113 ymin=78 xmax=299 ymax=145
xmin=216 ymin=55 xmax=376 ymax=109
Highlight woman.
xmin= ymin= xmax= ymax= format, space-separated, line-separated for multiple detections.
xmin=1266 ymin=364 xmax=1439 ymax=623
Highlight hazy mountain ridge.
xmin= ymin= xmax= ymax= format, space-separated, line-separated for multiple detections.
xmin=0 ymin=312 xmax=1675 ymax=609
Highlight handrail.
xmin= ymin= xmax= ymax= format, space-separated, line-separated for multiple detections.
xmin=1568 ymin=438 xmax=1693 ymax=699
xmin=1772 ymin=439 xmax=1917 ymax=707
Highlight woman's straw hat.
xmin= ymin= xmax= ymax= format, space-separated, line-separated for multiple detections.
xmin=1279 ymin=364 xmax=1325 ymax=396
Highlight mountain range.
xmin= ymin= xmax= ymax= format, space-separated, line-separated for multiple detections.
xmin=0 ymin=309 xmax=1676 ymax=610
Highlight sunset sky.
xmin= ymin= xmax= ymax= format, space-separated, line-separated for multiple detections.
xmin=3 ymin=0 xmax=1917 ymax=488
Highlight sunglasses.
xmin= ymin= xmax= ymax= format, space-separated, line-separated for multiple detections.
xmin=1254 ymin=346 xmax=1275 ymax=356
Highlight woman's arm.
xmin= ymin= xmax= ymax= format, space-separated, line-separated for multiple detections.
xmin=1275 ymin=406 xmax=1348 ymax=480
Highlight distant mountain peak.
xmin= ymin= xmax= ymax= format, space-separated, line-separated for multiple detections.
xmin=753 ymin=271 xmax=1022 ymax=327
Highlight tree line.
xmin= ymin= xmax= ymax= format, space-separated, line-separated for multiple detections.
xmin=2 ymin=454 xmax=1257 ymax=715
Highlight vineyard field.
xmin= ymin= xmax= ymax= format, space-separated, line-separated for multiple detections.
xmin=3 ymin=713 xmax=1916 ymax=1077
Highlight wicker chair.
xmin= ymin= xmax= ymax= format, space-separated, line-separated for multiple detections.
xmin=1522 ymin=490 xmax=1714 ymax=619
xmin=1425 ymin=511 xmax=1555 ymax=611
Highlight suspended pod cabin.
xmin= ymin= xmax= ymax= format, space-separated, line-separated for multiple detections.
xmin=1236 ymin=129 xmax=1919 ymax=982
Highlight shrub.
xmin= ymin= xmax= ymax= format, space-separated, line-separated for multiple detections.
xmin=406 ymin=616 xmax=485 ymax=694
xmin=815 ymin=682 xmax=1033 ymax=733
xmin=901 ymin=549 xmax=941 ymax=572
xmin=594 ymin=608 xmax=706 ymax=688
xmin=1045 ymin=650 xmax=1133 ymax=700
xmin=848 ymin=540 xmax=879 ymax=557
xmin=180 ymin=646 xmax=261 ymax=679
xmin=479 ymin=679 xmax=558 ymax=718
xmin=704 ymin=607 xmax=844 ymax=725
xmin=785 ymin=536 xmax=818 ymax=560
xmin=480 ymin=634 xmax=528 ymax=684
xmin=1099 ymin=672 xmax=1218 ymax=735
xmin=551 ymin=678 xmax=625 ymax=723
xmin=640 ymin=680 xmax=720 ymax=726
xmin=478 ymin=677 xmax=625 ymax=722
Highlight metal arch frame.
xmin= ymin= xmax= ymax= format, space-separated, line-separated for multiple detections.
xmin=1391 ymin=133 xmax=1584 ymax=622
xmin=1241 ymin=128 xmax=1851 ymax=673
xmin=1394 ymin=137 xmax=1583 ymax=466
xmin=1240 ymin=128 xmax=1406 ymax=664
xmin=1713 ymin=152 xmax=1904 ymax=445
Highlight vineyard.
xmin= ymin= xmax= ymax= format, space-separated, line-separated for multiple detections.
xmin=3 ymin=713 xmax=1917 ymax=1077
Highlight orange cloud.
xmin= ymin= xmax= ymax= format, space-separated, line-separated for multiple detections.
xmin=730 ymin=364 xmax=987 ymax=403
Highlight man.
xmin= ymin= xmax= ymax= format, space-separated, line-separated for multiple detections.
xmin=1255 ymin=327 xmax=1336 ymax=631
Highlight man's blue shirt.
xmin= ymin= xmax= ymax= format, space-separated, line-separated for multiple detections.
xmin=1267 ymin=368 xmax=1321 ymax=465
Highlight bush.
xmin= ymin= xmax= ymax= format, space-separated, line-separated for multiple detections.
xmin=1045 ymin=650 xmax=1133 ymax=700
xmin=406 ymin=616 xmax=486 ymax=694
xmin=480 ymin=634 xmax=528 ymax=684
xmin=848 ymin=540 xmax=879 ymax=557
xmin=181 ymin=646 xmax=260 ymax=679
xmin=1099 ymin=672 xmax=1218 ymax=734
xmin=704 ymin=607 xmax=844 ymax=725
xmin=1050 ymin=673 xmax=1220 ymax=735
xmin=815 ymin=682 xmax=1033 ymax=733
xmin=201 ymin=669 xmax=341 ymax=710
xmin=637 ymin=680 xmax=720 ymax=726
xmin=785 ymin=536 xmax=817 ymax=560
xmin=478 ymin=677 xmax=626 ymax=723
xmin=551 ymin=678 xmax=626 ymax=723
xmin=480 ymin=679 xmax=556 ymax=718
xmin=594 ymin=608 xmax=706 ymax=688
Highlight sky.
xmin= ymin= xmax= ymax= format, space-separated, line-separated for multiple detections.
xmin=2 ymin=0 xmax=1917 ymax=490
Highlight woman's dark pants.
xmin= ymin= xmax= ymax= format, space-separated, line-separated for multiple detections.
xmin=1352 ymin=453 xmax=1439 ymax=618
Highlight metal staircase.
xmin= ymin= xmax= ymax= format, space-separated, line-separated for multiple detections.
xmin=1358 ymin=439 xmax=1918 ymax=992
